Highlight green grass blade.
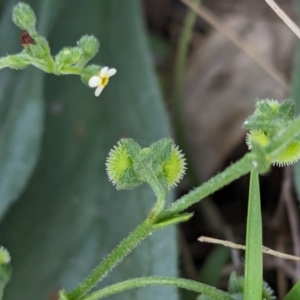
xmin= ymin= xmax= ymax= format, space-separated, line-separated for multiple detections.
xmin=244 ymin=170 xmax=263 ymax=300
xmin=284 ymin=280 xmax=300 ymax=300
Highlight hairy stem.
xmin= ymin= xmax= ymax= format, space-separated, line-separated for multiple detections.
xmin=158 ymin=153 xmax=255 ymax=219
xmin=82 ymin=276 xmax=234 ymax=300
xmin=68 ymin=221 xmax=154 ymax=300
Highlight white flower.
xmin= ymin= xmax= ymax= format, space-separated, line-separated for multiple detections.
xmin=88 ymin=66 xmax=117 ymax=96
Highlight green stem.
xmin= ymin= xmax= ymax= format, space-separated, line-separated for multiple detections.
xmin=0 ymin=54 xmax=83 ymax=76
xmin=68 ymin=221 xmax=154 ymax=300
xmin=244 ymin=171 xmax=262 ymax=300
xmin=148 ymin=195 xmax=166 ymax=221
xmin=81 ymin=276 xmax=234 ymax=300
xmin=59 ymin=66 xmax=83 ymax=75
xmin=0 ymin=55 xmax=29 ymax=70
xmin=135 ymin=155 xmax=168 ymax=219
xmin=158 ymin=153 xmax=255 ymax=219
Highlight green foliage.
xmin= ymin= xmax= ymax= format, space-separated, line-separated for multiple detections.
xmin=1 ymin=2 xmax=104 ymax=79
xmin=12 ymin=2 xmax=36 ymax=34
xmin=284 ymin=280 xmax=300 ymax=300
xmin=1 ymin=1 xmax=300 ymax=300
xmin=244 ymin=171 xmax=262 ymax=300
xmin=245 ymin=99 xmax=300 ymax=166
xmin=77 ymin=35 xmax=99 ymax=63
xmin=226 ymin=272 xmax=275 ymax=300
xmin=197 ymin=271 xmax=276 ymax=300
xmin=0 ymin=1 xmax=178 ymax=300
xmin=106 ymin=138 xmax=186 ymax=194
xmin=244 ymin=99 xmax=296 ymax=136
xmin=0 ymin=0 xmax=50 ymax=220
xmin=0 ymin=246 xmax=11 ymax=300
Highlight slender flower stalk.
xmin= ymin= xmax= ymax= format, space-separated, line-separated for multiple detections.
xmin=67 ymin=221 xmax=154 ymax=300
xmin=81 ymin=276 xmax=234 ymax=300
xmin=158 ymin=153 xmax=255 ymax=220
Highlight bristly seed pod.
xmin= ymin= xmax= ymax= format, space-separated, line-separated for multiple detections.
xmin=163 ymin=145 xmax=186 ymax=188
xmin=106 ymin=139 xmax=186 ymax=192
xmin=106 ymin=140 xmax=143 ymax=190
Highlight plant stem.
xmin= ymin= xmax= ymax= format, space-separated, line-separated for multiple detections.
xmin=148 ymin=195 xmax=166 ymax=221
xmin=0 ymin=55 xmax=29 ymax=70
xmin=68 ymin=221 xmax=154 ymax=300
xmin=158 ymin=153 xmax=255 ymax=219
xmin=244 ymin=171 xmax=262 ymax=300
xmin=81 ymin=276 xmax=234 ymax=300
xmin=60 ymin=66 xmax=83 ymax=75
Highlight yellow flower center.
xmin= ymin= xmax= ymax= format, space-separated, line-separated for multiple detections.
xmin=100 ymin=75 xmax=109 ymax=87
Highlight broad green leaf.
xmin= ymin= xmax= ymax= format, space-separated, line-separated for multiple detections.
xmin=0 ymin=0 xmax=65 ymax=220
xmin=0 ymin=0 xmax=43 ymax=220
xmin=284 ymin=280 xmax=300 ymax=300
xmin=0 ymin=1 xmax=178 ymax=300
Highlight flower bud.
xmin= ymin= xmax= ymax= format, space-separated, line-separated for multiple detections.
xmin=77 ymin=35 xmax=100 ymax=59
xmin=23 ymin=36 xmax=51 ymax=60
xmin=55 ymin=47 xmax=83 ymax=70
xmin=12 ymin=3 xmax=36 ymax=35
xmin=0 ymin=246 xmax=10 ymax=265
xmin=106 ymin=139 xmax=144 ymax=190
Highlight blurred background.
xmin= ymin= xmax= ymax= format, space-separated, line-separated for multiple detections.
xmin=0 ymin=0 xmax=299 ymax=299
xmin=144 ymin=0 xmax=300 ymax=299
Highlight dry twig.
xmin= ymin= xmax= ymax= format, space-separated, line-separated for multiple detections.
xmin=199 ymin=236 xmax=300 ymax=261
xmin=265 ymin=0 xmax=300 ymax=39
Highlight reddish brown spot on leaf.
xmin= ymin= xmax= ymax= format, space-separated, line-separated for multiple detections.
xmin=20 ymin=31 xmax=35 ymax=47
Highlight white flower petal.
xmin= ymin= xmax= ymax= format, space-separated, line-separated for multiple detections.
xmin=95 ymin=86 xmax=104 ymax=97
xmin=89 ymin=76 xmax=100 ymax=87
xmin=100 ymin=66 xmax=109 ymax=76
xmin=107 ymin=68 xmax=117 ymax=76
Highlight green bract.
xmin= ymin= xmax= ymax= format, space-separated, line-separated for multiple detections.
xmin=197 ymin=272 xmax=276 ymax=300
xmin=244 ymin=99 xmax=300 ymax=166
xmin=0 ymin=247 xmax=10 ymax=266
xmin=0 ymin=247 xmax=11 ymax=300
xmin=12 ymin=3 xmax=36 ymax=34
xmin=77 ymin=35 xmax=100 ymax=59
xmin=106 ymin=139 xmax=143 ymax=190
xmin=106 ymin=139 xmax=186 ymax=192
